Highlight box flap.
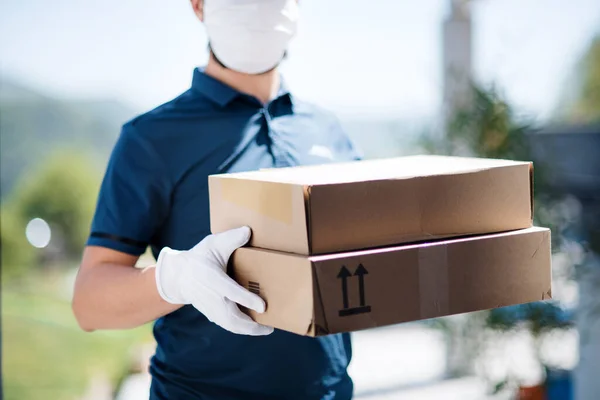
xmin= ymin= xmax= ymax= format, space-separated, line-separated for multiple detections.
xmin=209 ymin=176 xmax=310 ymax=254
xmin=211 ymin=156 xmax=534 ymax=255
xmin=310 ymin=227 xmax=551 ymax=334
xmin=307 ymin=179 xmax=422 ymax=254
xmin=309 ymin=262 xmax=331 ymax=336
xmin=214 ymin=155 xmax=531 ymax=185
xmin=312 ymin=245 xmax=421 ymax=334
xmin=307 ymin=162 xmax=533 ymax=254
xmin=231 ymin=247 xmax=315 ymax=336
xmin=414 ymin=162 xmax=532 ymax=238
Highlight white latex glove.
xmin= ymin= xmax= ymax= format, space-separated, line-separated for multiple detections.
xmin=155 ymin=226 xmax=273 ymax=336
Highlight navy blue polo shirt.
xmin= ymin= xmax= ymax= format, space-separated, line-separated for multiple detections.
xmin=87 ymin=68 xmax=362 ymax=400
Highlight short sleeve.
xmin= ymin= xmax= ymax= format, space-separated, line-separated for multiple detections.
xmin=86 ymin=124 xmax=171 ymax=255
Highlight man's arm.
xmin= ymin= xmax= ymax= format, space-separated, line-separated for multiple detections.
xmin=73 ymin=227 xmax=273 ymax=336
xmin=72 ymin=246 xmax=181 ymax=332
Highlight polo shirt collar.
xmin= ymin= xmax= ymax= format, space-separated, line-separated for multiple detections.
xmin=191 ymin=67 xmax=292 ymax=107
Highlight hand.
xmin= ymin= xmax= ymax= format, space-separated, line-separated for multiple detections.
xmin=155 ymin=226 xmax=273 ymax=336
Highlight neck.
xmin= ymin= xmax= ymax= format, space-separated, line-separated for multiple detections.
xmin=204 ymin=54 xmax=280 ymax=105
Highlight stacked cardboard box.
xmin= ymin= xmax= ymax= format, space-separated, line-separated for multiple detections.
xmin=208 ymin=155 xmax=552 ymax=336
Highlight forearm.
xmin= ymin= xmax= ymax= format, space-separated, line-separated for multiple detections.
xmin=73 ymin=262 xmax=181 ymax=331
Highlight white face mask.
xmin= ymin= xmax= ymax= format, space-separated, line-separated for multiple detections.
xmin=203 ymin=0 xmax=299 ymax=75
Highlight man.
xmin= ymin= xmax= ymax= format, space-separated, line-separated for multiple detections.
xmin=72 ymin=0 xmax=362 ymax=399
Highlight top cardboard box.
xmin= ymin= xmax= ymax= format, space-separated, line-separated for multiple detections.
xmin=209 ymin=155 xmax=533 ymax=255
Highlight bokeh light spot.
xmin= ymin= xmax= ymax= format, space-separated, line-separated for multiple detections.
xmin=25 ymin=218 xmax=51 ymax=248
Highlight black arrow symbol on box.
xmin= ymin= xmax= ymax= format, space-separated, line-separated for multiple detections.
xmin=354 ymin=264 xmax=369 ymax=307
xmin=337 ymin=266 xmax=352 ymax=309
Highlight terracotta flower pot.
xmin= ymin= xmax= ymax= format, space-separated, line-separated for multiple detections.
xmin=518 ymin=384 xmax=546 ymax=400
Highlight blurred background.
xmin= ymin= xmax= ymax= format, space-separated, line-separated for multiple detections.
xmin=1 ymin=0 xmax=599 ymax=399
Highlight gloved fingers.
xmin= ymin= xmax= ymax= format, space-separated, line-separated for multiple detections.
xmin=213 ymin=272 xmax=266 ymax=313
xmin=209 ymin=226 xmax=252 ymax=264
xmin=221 ymin=299 xmax=274 ymax=336
xmin=189 ymin=294 xmax=272 ymax=336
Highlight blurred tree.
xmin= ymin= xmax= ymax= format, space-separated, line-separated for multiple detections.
xmin=0 ymin=205 xmax=35 ymax=278
xmin=9 ymin=149 xmax=101 ymax=260
xmin=424 ymin=81 xmax=534 ymax=160
xmin=558 ymin=35 xmax=600 ymax=123
xmin=422 ymin=83 xmax=557 ymax=232
xmin=421 ymin=81 xmax=570 ymax=383
xmin=444 ymin=84 xmax=532 ymax=160
xmin=0 ymin=79 xmax=134 ymax=199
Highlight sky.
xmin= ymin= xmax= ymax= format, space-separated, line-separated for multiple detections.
xmin=1 ymin=0 xmax=599 ymax=121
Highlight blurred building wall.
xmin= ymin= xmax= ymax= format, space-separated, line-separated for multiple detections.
xmin=529 ymin=125 xmax=600 ymax=400
xmin=442 ymin=0 xmax=473 ymax=129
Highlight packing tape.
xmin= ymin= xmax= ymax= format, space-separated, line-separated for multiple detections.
xmin=418 ymin=245 xmax=450 ymax=319
xmin=219 ymin=178 xmax=294 ymax=225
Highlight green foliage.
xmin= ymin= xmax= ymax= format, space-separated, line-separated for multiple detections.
xmin=565 ymin=36 xmax=600 ymax=123
xmin=423 ymin=83 xmax=533 ymax=160
xmin=447 ymin=85 xmax=533 ymax=161
xmin=2 ymin=273 xmax=153 ymax=400
xmin=486 ymin=303 xmax=573 ymax=337
xmin=425 ymin=79 xmax=568 ymax=280
xmin=0 ymin=81 xmax=148 ymax=400
xmin=9 ymin=149 xmax=101 ymax=259
xmin=422 ymin=82 xmax=560 ymax=231
xmin=421 ymin=81 xmax=571 ymax=384
xmin=0 ymin=79 xmax=134 ymax=199
xmin=0 ymin=205 xmax=36 ymax=278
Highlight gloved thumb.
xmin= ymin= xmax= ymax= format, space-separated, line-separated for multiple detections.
xmin=212 ymin=226 xmax=252 ymax=262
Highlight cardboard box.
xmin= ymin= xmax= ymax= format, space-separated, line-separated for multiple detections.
xmin=210 ymin=155 xmax=534 ymax=255
xmin=231 ymin=227 xmax=552 ymax=336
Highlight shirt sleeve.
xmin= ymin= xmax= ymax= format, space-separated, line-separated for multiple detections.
xmin=86 ymin=124 xmax=172 ymax=256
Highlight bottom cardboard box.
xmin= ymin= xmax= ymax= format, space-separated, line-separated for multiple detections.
xmin=232 ymin=227 xmax=552 ymax=337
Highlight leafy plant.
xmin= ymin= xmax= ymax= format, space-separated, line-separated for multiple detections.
xmin=420 ymin=81 xmax=575 ymax=387
xmin=0 ymin=204 xmax=36 ymax=279
xmin=7 ymin=148 xmax=101 ymax=260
